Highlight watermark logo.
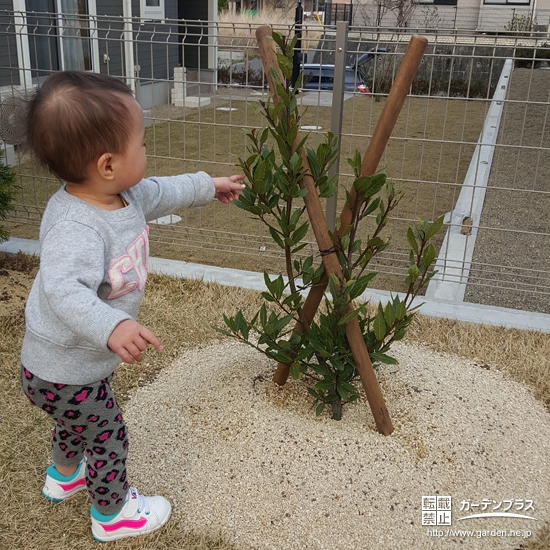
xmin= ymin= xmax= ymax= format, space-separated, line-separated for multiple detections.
xmin=458 ymin=499 xmax=536 ymax=521
xmin=422 ymin=496 xmax=536 ymax=540
xmin=422 ymin=496 xmax=452 ymax=526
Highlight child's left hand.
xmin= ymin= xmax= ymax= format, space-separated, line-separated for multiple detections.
xmin=213 ymin=175 xmax=246 ymax=204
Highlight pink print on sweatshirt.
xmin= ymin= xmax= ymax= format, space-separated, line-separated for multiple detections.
xmin=107 ymin=226 xmax=149 ymax=299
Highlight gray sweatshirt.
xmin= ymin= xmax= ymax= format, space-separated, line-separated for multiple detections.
xmin=21 ymin=173 xmax=215 ymax=384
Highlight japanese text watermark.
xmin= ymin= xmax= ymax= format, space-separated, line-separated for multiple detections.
xmin=422 ymin=496 xmax=537 ymax=540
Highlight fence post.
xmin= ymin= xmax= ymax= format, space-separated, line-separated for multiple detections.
xmin=291 ymin=0 xmax=304 ymax=88
xmin=326 ymin=20 xmax=348 ymax=232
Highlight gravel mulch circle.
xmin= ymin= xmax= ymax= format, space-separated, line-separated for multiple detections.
xmin=124 ymin=340 xmax=550 ymax=549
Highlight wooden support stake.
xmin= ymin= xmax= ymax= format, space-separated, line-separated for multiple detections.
xmin=272 ymin=34 xmax=428 ymax=388
xmin=256 ymin=25 xmax=394 ymax=435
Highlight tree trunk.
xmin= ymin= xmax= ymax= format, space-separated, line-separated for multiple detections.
xmin=329 ymin=388 xmax=342 ymax=421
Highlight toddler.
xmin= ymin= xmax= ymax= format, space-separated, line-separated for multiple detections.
xmin=20 ymin=70 xmax=244 ymax=542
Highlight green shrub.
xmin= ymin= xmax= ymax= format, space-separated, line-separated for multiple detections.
xmin=505 ymin=14 xmax=537 ymax=34
xmin=217 ymin=64 xmax=265 ymax=87
xmin=515 ymin=42 xmax=550 ymax=68
xmin=0 ymin=156 xmax=17 ymax=244
xmin=215 ymin=32 xmax=443 ymax=420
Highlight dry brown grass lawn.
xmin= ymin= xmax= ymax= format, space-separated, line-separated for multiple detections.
xmin=1 ymin=251 xmax=549 ymax=548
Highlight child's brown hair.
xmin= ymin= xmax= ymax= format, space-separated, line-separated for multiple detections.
xmin=26 ymin=71 xmax=135 ymax=183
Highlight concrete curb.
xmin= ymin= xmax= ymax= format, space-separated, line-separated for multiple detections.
xmin=426 ymin=59 xmax=513 ymax=302
xmin=2 ymin=237 xmax=549 ymax=333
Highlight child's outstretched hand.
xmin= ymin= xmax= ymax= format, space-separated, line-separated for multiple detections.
xmin=108 ymin=319 xmax=163 ymax=364
xmin=213 ymin=175 xmax=246 ymax=204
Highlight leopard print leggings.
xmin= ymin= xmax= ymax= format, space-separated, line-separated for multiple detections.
xmin=20 ymin=365 xmax=130 ymax=515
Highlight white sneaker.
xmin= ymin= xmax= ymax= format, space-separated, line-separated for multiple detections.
xmin=91 ymin=488 xmax=172 ymax=542
xmin=42 ymin=458 xmax=87 ymax=502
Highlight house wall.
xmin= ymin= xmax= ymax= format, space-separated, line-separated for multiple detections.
xmin=130 ymin=0 xmax=179 ymax=108
xmin=352 ymin=0 xmax=550 ymax=32
xmin=179 ymin=1 xmax=210 ymax=70
xmin=0 ymin=2 xmax=19 ymax=87
xmin=0 ymin=1 xmax=213 ymax=107
xmin=95 ymin=0 xmax=125 ymax=77
xmin=131 ymin=0 xmax=178 ymax=81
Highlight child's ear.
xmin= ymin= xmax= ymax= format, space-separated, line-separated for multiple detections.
xmin=96 ymin=152 xmax=115 ymax=180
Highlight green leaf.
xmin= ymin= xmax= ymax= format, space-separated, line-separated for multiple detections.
xmin=259 ymin=304 xmax=267 ymax=326
xmin=307 ymin=387 xmax=320 ymax=399
xmin=212 ymin=326 xmax=234 ymax=338
xmin=384 ymin=302 xmax=396 ymax=327
xmin=223 ymin=313 xmax=236 ymax=331
xmin=309 ymin=362 xmax=331 ymax=377
xmin=287 ymin=123 xmax=298 ymax=147
xmin=328 ymin=273 xmax=340 ymax=298
xmin=338 ymin=307 xmax=361 ymax=326
xmin=395 ymin=300 xmax=406 ymax=321
xmin=354 ymin=173 xmax=386 ymax=199
xmin=263 ymin=271 xmax=274 ymax=293
xmin=373 ymin=310 xmax=387 ymax=341
xmin=290 ymin=207 xmax=302 ymax=227
xmin=306 ymin=148 xmax=321 ymax=178
xmin=425 ymin=215 xmax=444 ymax=241
xmin=275 ymin=314 xmax=294 ymax=333
xmin=315 ymin=402 xmax=325 ymax=417
xmin=408 ymin=264 xmax=420 ymax=284
xmin=370 ymin=352 xmax=398 ymax=365
xmin=337 ymin=380 xmax=357 ymax=401
xmin=286 ymin=34 xmax=299 ymax=58
xmin=274 ymin=275 xmax=285 ymax=299
xmin=235 ymin=310 xmax=249 ymax=339
xmin=260 ymin=127 xmax=269 ymax=146
xmin=275 ymin=80 xmax=289 ymax=105
xmin=291 ymin=242 xmax=308 ymax=254
xmin=289 ymin=151 xmax=301 ymax=174
xmin=290 ymin=362 xmax=301 ymax=380
xmin=347 ymin=150 xmax=362 ymax=177
xmin=363 ymin=197 xmax=380 ymax=218
xmin=252 ymin=163 xmax=267 ymax=194
xmin=407 ymin=227 xmax=419 ymax=255
xmin=353 ymin=176 xmax=372 ymax=192
xmin=349 ymin=273 xmax=377 ymax=300
xmin=331 ymin=357 xmax=345 ymax=371
xmin=422 ymin=243 xmax=436 ymax=269
xmin=271 ymin=31 xmax=284 ymax=51
xmin=393 ymin=329 xmax=407 ymax=341
xmin=282 ymin=292 xmax=301 ymax=307
xmin=291 ymin=222 xmax=309 ymax=244
xmin=261 ymin=291 xmax=275 ymax=302
xmin=269 ymin=226 xmax=285 ymax=249
xmin=365 ymin=237 xmax=383 ymax=249
xmin=341 ymin=232 xmax=350 ymax=251
xmin=316 ymin=380 xmax=334 ymax=391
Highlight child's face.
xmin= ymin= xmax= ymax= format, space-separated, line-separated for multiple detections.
xmin=113 ymin=97 xmax=147 ymax=192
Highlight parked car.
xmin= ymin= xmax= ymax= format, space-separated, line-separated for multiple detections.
xmin=301 ymin=47 xmax=386 ymax=93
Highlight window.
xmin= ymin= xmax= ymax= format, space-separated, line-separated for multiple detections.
xmin=58 ymin=0 xmax=92 ymax=71
xmin=484 ymin=0 xmax=529 ymax=4
xmin=417 ymin=0 xmax=458 ymax=5
xmin=25 ymin=0 xmax=94 ymax=76
xmin=140 ymin=0 xmax=165 ymax=20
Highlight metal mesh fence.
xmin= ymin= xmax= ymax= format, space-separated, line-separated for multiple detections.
xmin=0 ymin=10 xmax=549 ymax=313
